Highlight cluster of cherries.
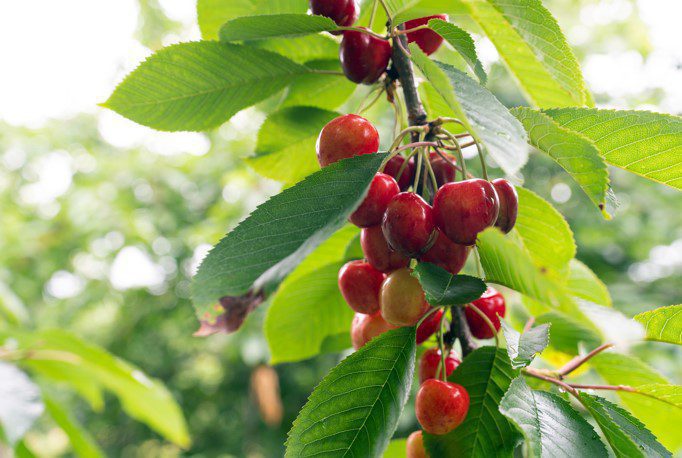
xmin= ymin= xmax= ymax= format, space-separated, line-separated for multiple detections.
xmin=316 ymin=112 xmax=515 ymax=453
xmin=310 ymin=0 xmax=448 ymax=84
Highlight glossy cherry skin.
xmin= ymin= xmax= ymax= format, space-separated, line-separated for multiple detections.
xmin=465 ymin=287 xmax=506 ymax=339
xmin=316 ymin=114 xmax=379 ymax=167
xmin=310 ymin=0 xmax=358 ymax=27
xmin=416 ymin=308 xmax=443 ymax=344
xmin=405 ymin=15 xmax=448 ymax=55
xmin=382 ymin=192 xmax=436 ymax=257
xmin=419 ymin=348 xmax=461 ymax=384
xmin=406 ymin=431 xmax=428 ymax=458
xmin=420 ymin=229 xmax=470 ymax=275
xmin=384 ymin=155 xmax=415 ymax=191
xmin=433 ymin=179 xmax=500 ymax=246
xmin=416 ymin=379 xmax=470 ymax=435
xmin=340 ymin=30 xmax=392 ymax=84
xmin=338 ymin=260 xmax=386 ymax=314
xmin=351 ymin=311 xmax=397 ymax=349
xmin=360 ymin=226 xmax=410 ymax=273
xmin=380 ymin=268 xmax=430 ymax=326
xmin=429 ymin=152 xmax=457 ymax=187
xmin=350 ymin=173 xmax=400 ymax=228
xmin=492 ymin=179 xmax=518 ymax=234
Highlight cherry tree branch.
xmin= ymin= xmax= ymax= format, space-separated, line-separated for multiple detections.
xmin=391 ymin=25 xmax=427 ymax=132
xmin=557 ymin=343 xmax=614 ymax=378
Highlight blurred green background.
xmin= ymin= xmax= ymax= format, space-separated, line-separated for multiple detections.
xmin=0 ymin=0 xmax=680 ymax=456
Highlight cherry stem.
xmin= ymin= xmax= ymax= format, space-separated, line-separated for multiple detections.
xmin=523 ymin=317 xmax=535 ymax=333
xmin=473 ymin=247 xmax=484 ymax=279
xmin=473 ymin=139 xmax=489 ymax=181
xmin=437 ymin=307 xmax=450 ymax=382
xmin=368 ymin=0 xmax=379 ymax=28
xmin=416 ymin=306 xmax=442 ymax=329
xmin=377 ymin=0 xmax=392 ymax=21
xmin=466 ymin=303 xmax=499 ymax=347
xmin=413 ymin=143 xmax=424 ymax=189
xmin=424 ymin=151 xmax=440 ymax=197
xmin=394 ymin=24 xmax=430 ymax=36
xmin=336 ymin=26 xmax=387 ymax=40
xmin=310 ymin=69 xmax=345 ymax=76
xmin=440 ymin=130 xmax=467 ymax=179
xmin=388 ymin=126 xmax=429 ymax=153
xmin=556 ymin=343 xmax=614 ymax=378
xmin=358 ymin=86 xmax=386 ymax=114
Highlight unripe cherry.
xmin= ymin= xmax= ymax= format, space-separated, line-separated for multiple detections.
xmin=416 ymin=308 xmax=443 ymax=344
xmin=419 ymin=348 xmax=460 ymax=384
xmin=310 ymin=0 xmax=358 ymax=27
xmin=316 ymin=114 xmax=379 ymax=167
xmin=380 ymin=268 xmax=430 ymax=326
xmin=350 ymin=173 xmax=400 ymax=228
xmin=340 ymin=30 xmax=392 ymax=84
xmin=415 ymin=379 xmax=470 ymax=435
xmin=338 ymin=260 xmax=385 ymax=314
xmin=406 ymin=431 xmax=428 ymax=458
xmin=360 ymin=225 xmax=410 ymax=273
xmin=465 ymin=287 xmax=506 ymax=339
xmin=382 ymin=192 xmax=436 ymax=257
xmin=492 ymin=179 xmax=518 ymax=234
xmin=405 ymin=15 xmax=448 ymax=55
xmin=383 ymin=155 xmax=415 ymax=191
xmin=351 ymin=311 xmax=397 ymax=349
xmin=420 ymin=229 xmax=470 ymax=275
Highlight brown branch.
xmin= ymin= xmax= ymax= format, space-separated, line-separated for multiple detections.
xmin=451 ymin=306 xmax=478 ymax=357
xmin=391 ymin=25 xmax=427 ymax=132
xmin=557 ymin=343 xmax=614 ymax=378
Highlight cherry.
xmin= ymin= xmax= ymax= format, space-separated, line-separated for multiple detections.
xmin=350 ymin=173 xmax=400 ymax=228
xmin=380 ymin=268 xmax=430 ymax=326
xmin=382 ymin=192 xmax=436 ymax=257
xmin=416 ymin=308 xmax=443 ymax=344
xmin=310 ymin=0 xmax=358 ymax=27
xmin=433 ymin=179 xmax=500 ymax=246
xmin=405 ymin=15 xmax=448 ymax=56
xmin=316 ymin=114 xmax=379 ymax=167
xmin=419 ymin=348 xmax=460 ymax=384
xmin=465 ymin=287 xmax=506 ymax=339
xmin=415 ymin=379 xmax=470 ymax=435
xmin=420 ymin=229 xmax=470 ymax=275
xmin=429 ymin=152 xmax=457 ymax=187
xmin=383 ymin=155 xmax=415 ymax=191
xmin=340 ymin=29 xmax=392 ymax=84
xmin=338 ymin=260 xmax=385 ymax=314
xmin=360 ymin=226 xmax=410 ymax=273
xmin=406 ymin=431 xmax=428 ymax=458
xmin=351 ymin=311 xmax=396 ymax=349
xmin=492 ymin=179 xmax=518 ymax=234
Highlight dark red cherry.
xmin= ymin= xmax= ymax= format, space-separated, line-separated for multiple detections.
xmin=350 ymin=173 xmax=400 ymax=228
xmin=420 ymin=229 xmax=470 ymax=275
xmin=340 ymin=29 xmax=392 ymax=84
xmin=405 ymin=15 xmax=448 ymax=56
xmin=384 ymin=155 xmax=415 ymax=191
xmin=416 ymin=379 xmax=470 ymax=435
xmin=429 ymin=151 xmax=457 ymax=187
xmin=433 ymin=179 xmax=500 ymax=246
xmin=465 ymin=287 xmax=506 ymax=339
xmin=310 ymin=0 xmax=358 ymax=27
xmin=419 ymin=348 xmax=461 ymax=384
xmin=416 ymin=308 xmax=443 ymax=344
xmin=351 ymin=311 xmax=397 ymax=349
xmin=492 ymin=179 xmax=518 ymax=234
xmin=360 ymin=226 xmax=410 ymax=273
xmin=316 ymin=114 xmax=379 ymax=167
xmin=338 ymin=260 xmax=386 ymax=314
xmin=382 ymin=192 xmax=436 ymax=257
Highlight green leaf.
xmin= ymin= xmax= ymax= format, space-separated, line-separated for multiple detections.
xmin=634 ymin=305 xmax=682 ymax=345
xmin=383 ymin=438 xmax=407 ymax=457
xmin=103 ymin=42 xmax=310 ymax=132
xmin=579 ymin=393 xmax=671 ymax=458
xmin=0 ymin=279 xmax=29 ymax=325
xmin=43 ymin=395 xmax=104 ymax=458
xmin=499 ymin=377 xmax=607 ymax=457
xmin=0 ymin=362 xmax=43 ymax=445
xmin=567 ymin=259 xmax=612 ymax=307
xmin=424 ymin=347 xmax=521 ymax=457
xmin=543 ymin=108 xmax=682 ymax=190
xmin=283 ymin=61 xmax=357 ymax=111
xmin=426 ymin=19 xmax=486 ymax=83
xmin=219 ymin=14 xmax=338 ymax=42
xmin=285 ymin=327 xmax=416 ymax=457
xmin=386 ymin=0 xmax=468 ymax=24
xmin=533 ymin=310 xmax=600 ymax=355
xmin=465 ymin=0 xmax=589 ymax=108
xmin=409 ymin=46 xmax=529 ymax=175
xmin=251 ymin=34 xmax=340 ymax=64
xmin=512 ymin=107 xmax=610 ymax=216
xmin=197 ymin=0 xmax=306 ymax=39
xmin=248 ymin=106 xmax=338 ymax=184
xmin=500 ymin=321 xmax=550 ymax=369
xmin=192 ymin=153 xmax=386 ymax=323
xmin=635 ymin=384 xmax=682 ymax=410
xmin=412 ymin=263 xmax=487 ymax=306
xmin=5 ymin=330 xmax=190 ymax=448
xmin=514 ymin=187 xmax=576 ymax=280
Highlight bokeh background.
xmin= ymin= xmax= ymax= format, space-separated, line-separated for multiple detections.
xmin=0 ymin=0 xmax=680 ymax=456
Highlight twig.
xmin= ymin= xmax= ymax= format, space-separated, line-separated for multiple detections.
xmin=557 ymin=343 xmax=614 ymax=378
xmin=451 ymin=306 xmax=478 ymax=357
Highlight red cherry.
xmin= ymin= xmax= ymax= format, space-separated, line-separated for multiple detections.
xmin=405 ymin=15 xmax=448 ymax=56
xmin=433 ymin=179 xmax=500 ymax=246
xmin=429 ymin=152 xmax=457 ymax=187
xmin=316 ymin=114 xmax=379 ymax=167
xmin=351 ymin=311 xmax=397 ymax=349
xmin=380 ymin=268 xmax=431 ymax=326
xmin=310 ymin=0 xmax=358 ymax=27
xmin=350 ymin=173 xmax=400 ymax=228
xmin=420 ymin=230 xmax=470 ymax=275
xmin=419 ymin=348 xmax=460 ymax=384
xmin=492 ymin=179 xmax=518 ymax=234
xmin=360 ymin=225 xmax=410 ymax=273
xmin=383 ymin=155 xmax=415 ymax=191
xmin=382 ymin=192 xmax=436 ymax=257
xmin=340 ymin=29 xmax=392 ymax=84
xmin=465 ymin=287 xmax=506 ymax=339
xmin=338 ymin=260 xmax=386 ymax=314
xmin=416 ymin=379 xmax=470 ymax=435
xmin=406 ymin=431 xmax=428 ymax=458
xmin=416 ymin=308 xmax=443 ymax=344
